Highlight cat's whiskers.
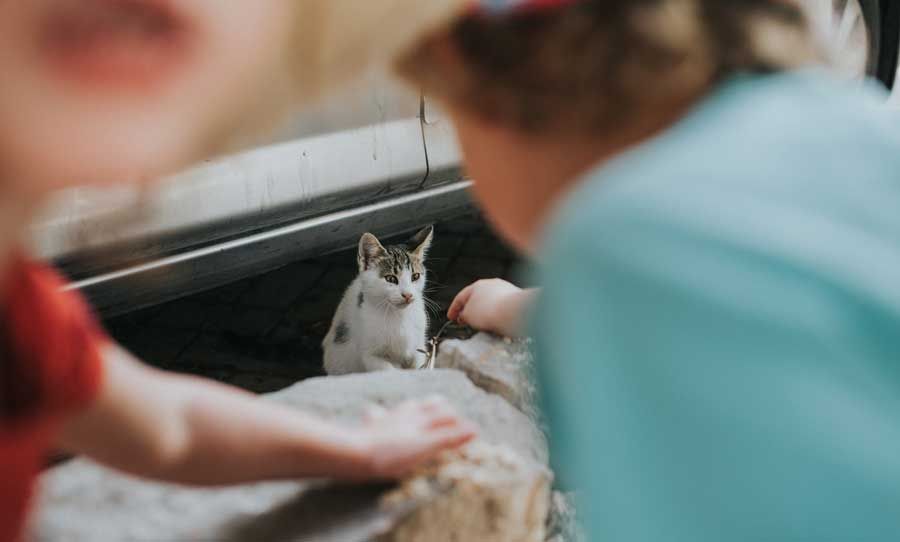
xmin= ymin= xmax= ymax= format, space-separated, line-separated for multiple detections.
xmin=422 ymin=296 xmax=443 ymax=320
xmin=424 ymin=279 xmax=453 ymax=296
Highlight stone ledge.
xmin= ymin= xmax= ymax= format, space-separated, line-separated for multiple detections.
xmin=384 ymin=442 xmax=552 ymax=542
xmin=436 ymin=333 xmax=539 ymax=422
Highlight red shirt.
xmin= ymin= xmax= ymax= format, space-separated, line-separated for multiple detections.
xmin=0 ymin=257 xmax=105 ymax=542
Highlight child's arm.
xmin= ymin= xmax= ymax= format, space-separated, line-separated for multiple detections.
xmin=57 ymin=345 xmax=475 ymax=485
xmin=448 ymin=279 xmax=538 ymax=337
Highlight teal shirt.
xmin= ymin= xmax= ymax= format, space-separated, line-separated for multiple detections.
xmin=532 ymin=71 xmax=900 ymax=541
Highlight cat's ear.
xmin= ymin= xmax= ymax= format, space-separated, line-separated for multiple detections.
xmin=358 ymin=233 xmax=386 ymax=270
xmin=408 ymin=225 xmax=434 ymax=259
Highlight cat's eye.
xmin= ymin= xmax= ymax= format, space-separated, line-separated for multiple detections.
xmin=412 ymin=273 xmax=421 ymax=282
xmin=384 ymin=275 xmax=398 ymax=285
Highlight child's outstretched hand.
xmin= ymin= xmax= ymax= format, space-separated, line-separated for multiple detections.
xmin=59 ymin=349 xmax=475 ymax=487
xmin=358 ymin=396 xmax=477 ymax=479
xmin=447 ymin=279 xmax=537 ymax=338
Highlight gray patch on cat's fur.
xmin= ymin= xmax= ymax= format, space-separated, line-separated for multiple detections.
xmin=357 ymin=291 xmax=364 ymax=307
xmin=334 ymin=321 xmax=350 ymax=344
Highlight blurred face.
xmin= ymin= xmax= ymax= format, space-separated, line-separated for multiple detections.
xmin=0 ymin=0 xmax=297 ymax=193
xmin=446 ymin=100 xmax=621 ymax=256
xmin=445 ymin=104 xmax=549 ymax=254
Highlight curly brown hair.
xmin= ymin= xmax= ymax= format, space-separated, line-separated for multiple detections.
xmin=397 ymin=0 xmax=822 ymax=134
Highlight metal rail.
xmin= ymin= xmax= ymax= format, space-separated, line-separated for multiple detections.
xmin=69 ymin=181 xmax=474 ymax=317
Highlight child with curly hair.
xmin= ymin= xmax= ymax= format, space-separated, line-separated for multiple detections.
xmin=399 ymin=0 xmax=900 ymax=539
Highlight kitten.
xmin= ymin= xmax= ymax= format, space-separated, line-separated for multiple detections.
xmin=323 ymin=226 xmax=433 ymax=375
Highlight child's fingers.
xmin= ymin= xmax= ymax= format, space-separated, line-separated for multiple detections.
xmin=426 ymin=424 xmax=477 ymax=452
xmin=426 ymin=413 xmax=464 ymax=429
xmin=394 ymin=398 xmax=436 ymax=416
xmin=418 ymin=397 xmax=461 ymax=428
xmin=420 ymin=395 xmax=450 ymax=411
xmin=448 ymin=283 xmax=476 ymax=321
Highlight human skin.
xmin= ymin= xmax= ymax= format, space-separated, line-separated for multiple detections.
xmin=443 ymin=103 xmax=624 ymax=336
xmin=439 ymin=60 xmax=697 ymax=336
xmin=61 ymin=346 xmax=475 ymax=484
xmin=0 ymin=0 xmax=475 ymax=485
xmin=448 ymin=279 xmax=538 ymax=338
xmin=0 ymin=0 xmax=300 ymax=192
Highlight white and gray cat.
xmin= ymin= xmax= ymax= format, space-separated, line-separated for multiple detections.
xmin=323 ymin=226 xmax=433 ymax=375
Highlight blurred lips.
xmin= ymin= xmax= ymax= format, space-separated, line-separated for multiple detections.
xmin=38 ymin=0 xmax=194 ymax=90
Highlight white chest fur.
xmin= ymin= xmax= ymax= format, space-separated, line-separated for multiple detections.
xmin=323 ymin=279 xmax=428 ymax=375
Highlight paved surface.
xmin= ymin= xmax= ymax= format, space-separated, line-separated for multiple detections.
xmin=105 ymin=213 xmax=524 ymax=393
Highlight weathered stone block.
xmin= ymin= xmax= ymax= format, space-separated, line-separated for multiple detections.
xmin=435 ymin=333 xmax=539 ymax=421
xmin=384 ymin=442 xmax=551 ymax=542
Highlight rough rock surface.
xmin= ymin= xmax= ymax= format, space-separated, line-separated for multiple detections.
xmin=435 ymin=334 xmax=586 ymax=542
xmin=435 ymin=333 xmax=538 ymax=420
xmin=384 ymin=442 xmax=551 ymax=542
xmin=32 ymin=370 xmax=550 ymax=541
xmin=545 ymin=492 xmax=586 ymax=542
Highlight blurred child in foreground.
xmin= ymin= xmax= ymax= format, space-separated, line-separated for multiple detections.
xmin=0 ymin=2 xmax=476 ymax=541
xmin=398 ymin=0 xmax=900 ymax=539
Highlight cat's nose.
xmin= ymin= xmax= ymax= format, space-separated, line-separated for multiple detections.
xmin=401 ymin=292 xmax=414 ymax=303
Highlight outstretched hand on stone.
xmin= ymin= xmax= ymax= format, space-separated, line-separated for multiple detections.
xmin=357 ymin=396 xmax=477 ymax=479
